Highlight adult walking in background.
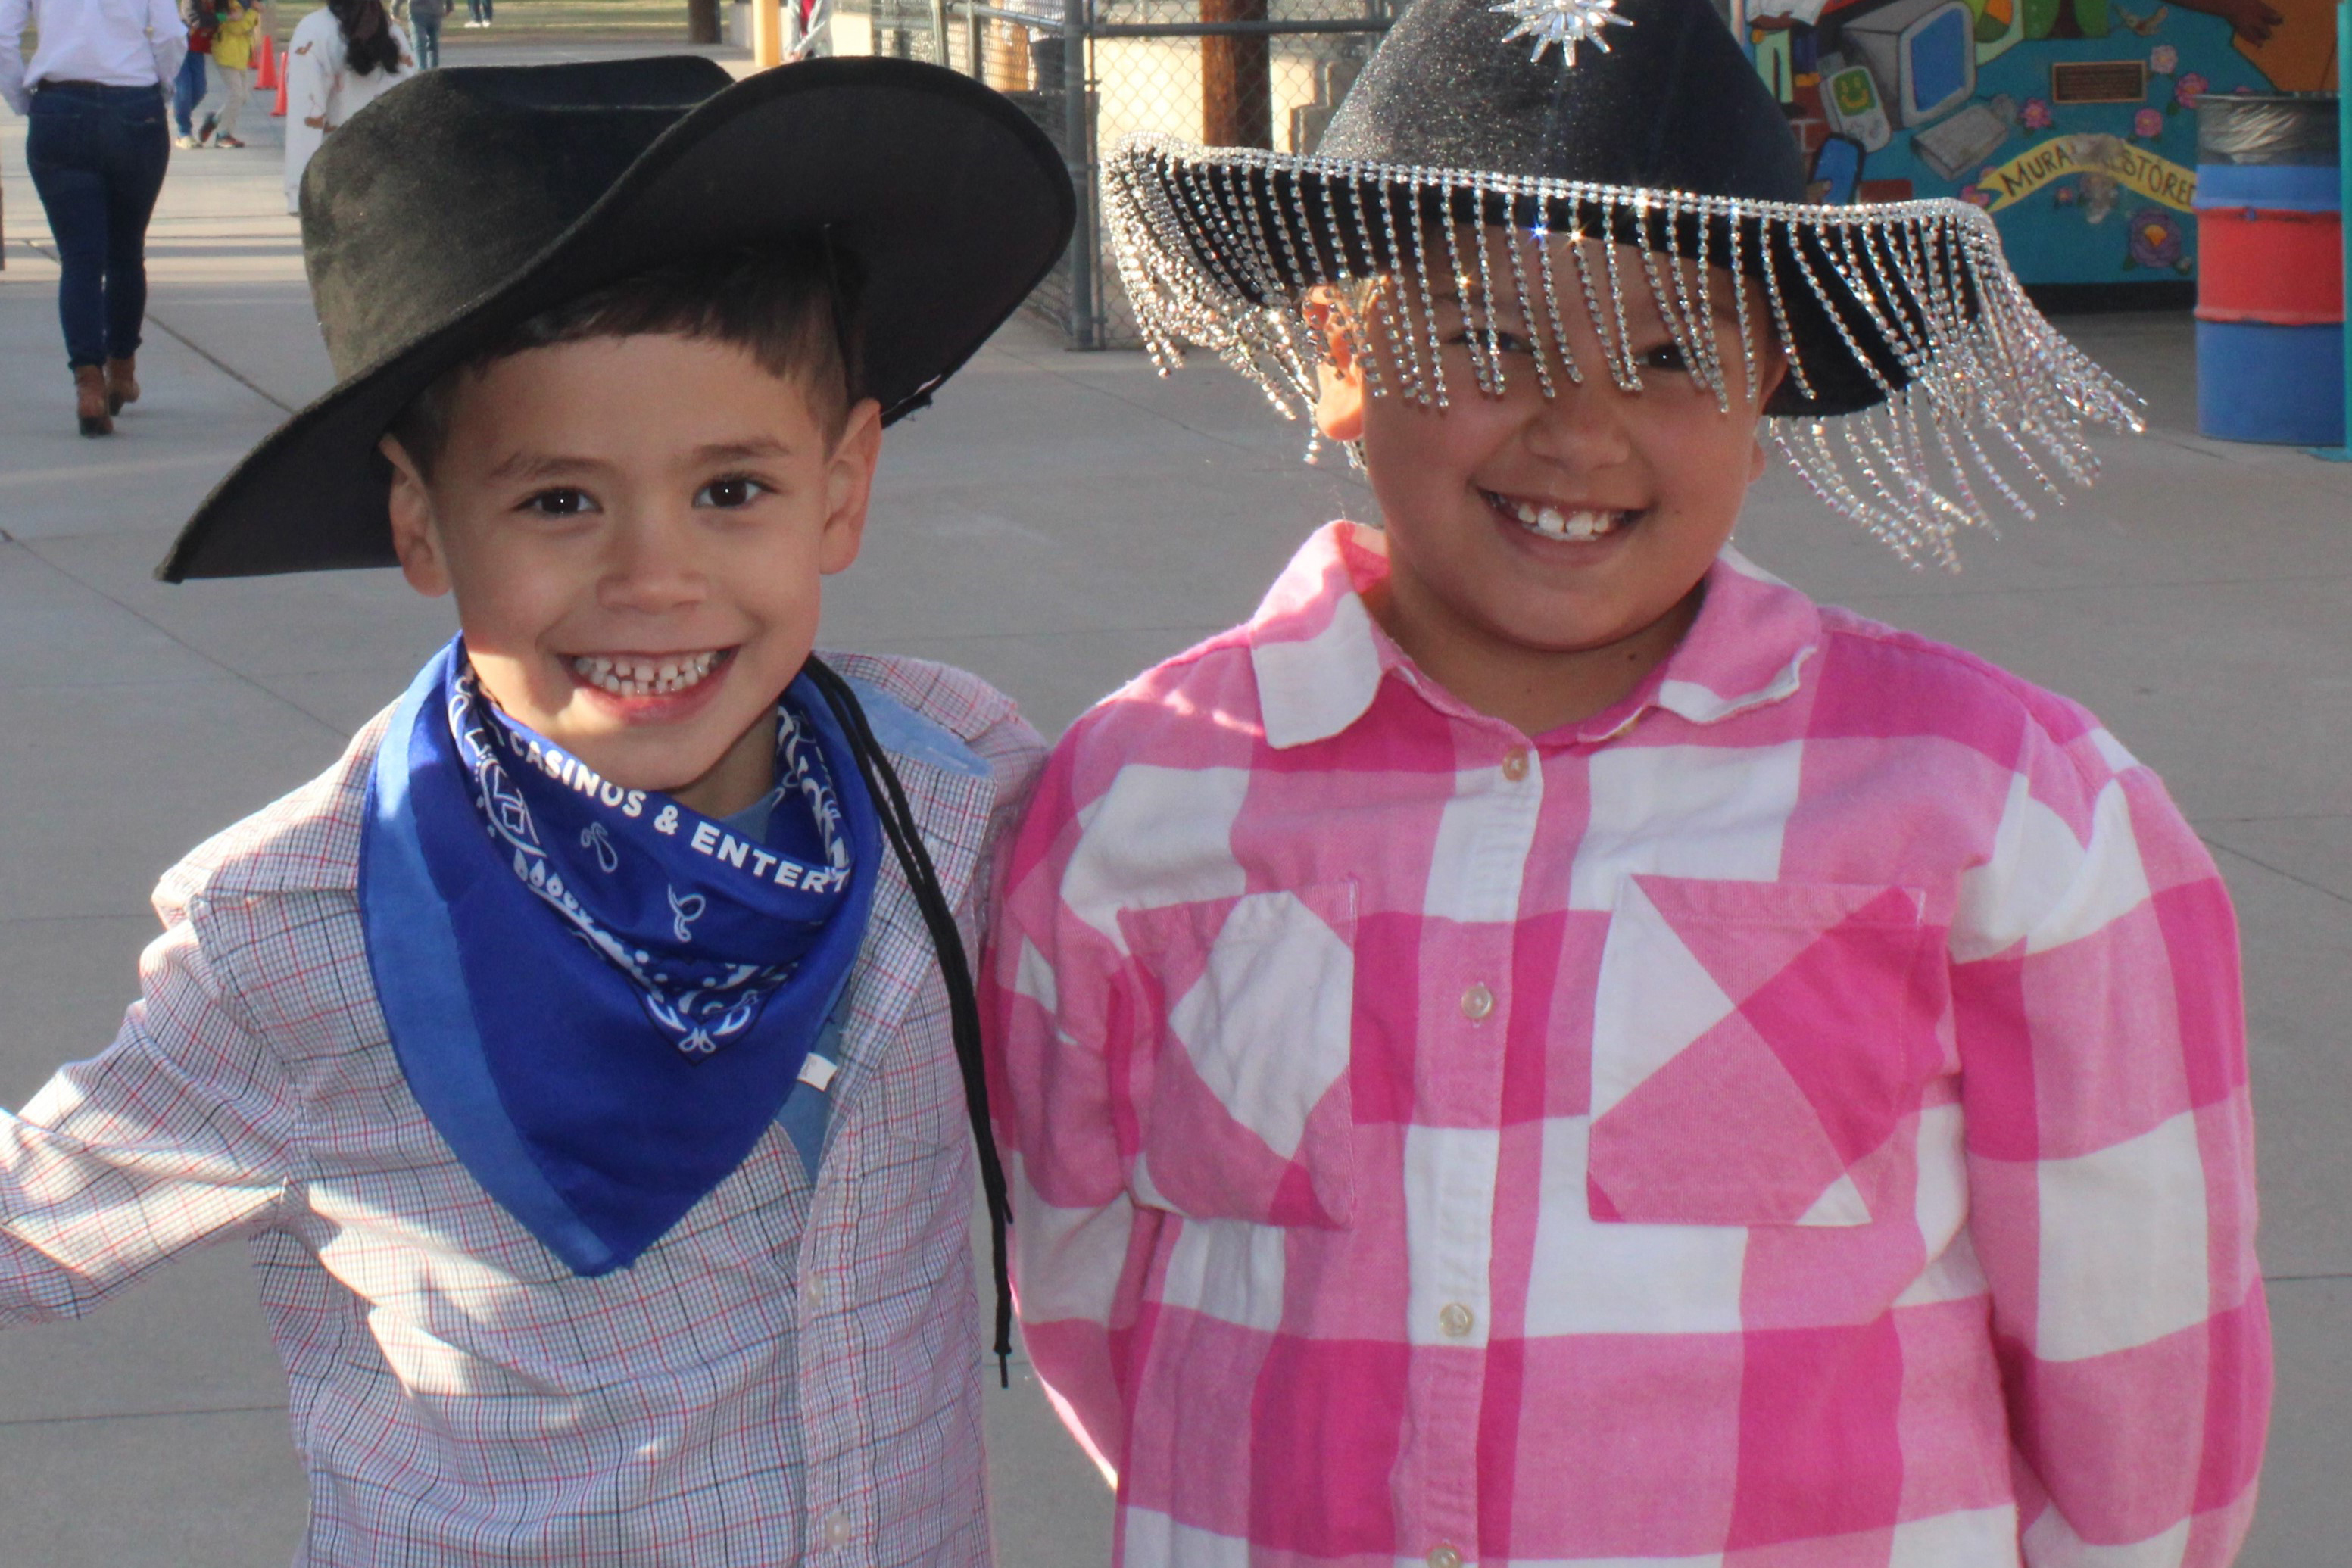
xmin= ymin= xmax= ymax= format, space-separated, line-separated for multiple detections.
xmin=282 ymin=0 xmax=411 ymax=214
xmin=170 ymin=0 xmax=210 ymax=148
xmin=1 ymin=0 xmax=185 ymax=435
xmin=200 ymin=0 xmax=260 ymax=145
xmin=462 ymin=0 xmax=489 ymax=29
xmin=408 ymin=0 xmax=447 ymax=70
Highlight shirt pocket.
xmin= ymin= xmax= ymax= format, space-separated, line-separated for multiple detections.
xmin=1587 ymin=875 xmax=1936 ymax=1228
xmin=1115 ymin=880 xmax=1358 ymax=1230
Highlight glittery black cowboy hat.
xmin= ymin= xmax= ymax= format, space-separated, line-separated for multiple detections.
xmin=159 ymin=55 xmax=1075 ymax=581
xmin=1105 ymin=0 xmax=2140 ymax=565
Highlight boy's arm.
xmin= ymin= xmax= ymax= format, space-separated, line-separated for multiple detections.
xmin=983 ymin=742 xmax=1156 ymax=1482
xmin=1 ymin=915 xmax=300 ymax=1326
xmin=1951 ymin=747 xmax=2268 ymax=1566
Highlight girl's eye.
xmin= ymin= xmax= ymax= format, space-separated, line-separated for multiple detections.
xmin=522 ymin=488 xmax=596 ymax=519
xmin=694 ymin=476 xmax=769 ymax=510
xmin=1453 ymin=326 xmax=1536 ymax=357
xmin=1635 ymin=340 xmax=1692 ymax=373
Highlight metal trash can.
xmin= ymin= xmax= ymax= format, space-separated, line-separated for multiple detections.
xmin=2194 ymin=92 xmax=2343 ymax=445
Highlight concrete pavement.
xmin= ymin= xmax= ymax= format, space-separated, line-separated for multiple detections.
xmin=2 ymin=39 xmax=2348 ymax=1566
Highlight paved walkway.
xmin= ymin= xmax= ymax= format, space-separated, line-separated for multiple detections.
xmin=2 ymin=39 xmax=2347 ymax=1566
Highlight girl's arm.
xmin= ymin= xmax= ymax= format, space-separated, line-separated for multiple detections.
xmin=1952 ymin=735 xmax=2268 ymax=1566
xmin=981 ymin=740 xmax=1163 ymax=1482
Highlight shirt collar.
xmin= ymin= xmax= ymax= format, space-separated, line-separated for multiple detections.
xmin=1246 ymin=521 xmax=1820 ymax=750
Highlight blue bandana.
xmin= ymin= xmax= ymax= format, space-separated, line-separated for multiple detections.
xmin=359 ymin=638 xmax=878 ymax=1274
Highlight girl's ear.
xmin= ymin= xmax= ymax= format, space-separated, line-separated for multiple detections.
xmin=381 ymin=436 xmax=453 ymax=597
xmin=1302 ymin=286 xmax=1368 ymax=444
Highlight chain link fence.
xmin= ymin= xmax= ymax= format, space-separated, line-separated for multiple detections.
xmin=830 ymin=0 xmax=1396 ymax=345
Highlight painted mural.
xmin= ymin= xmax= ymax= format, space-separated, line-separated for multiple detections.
xmin=1741 ymin=0 xmax=2338 ymax=284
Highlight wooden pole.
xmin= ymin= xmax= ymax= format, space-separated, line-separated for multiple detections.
xmin=1201 ymin=0 xmax=1272 ymax=148
xmin=687 ymin=0 xmax=721 ymax=42
xmin=751 ymin=0 xmax=784 ymax=67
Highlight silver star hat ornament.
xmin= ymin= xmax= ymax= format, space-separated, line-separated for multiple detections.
xmin=1492 ymin=0 xmax=1633 ymax=66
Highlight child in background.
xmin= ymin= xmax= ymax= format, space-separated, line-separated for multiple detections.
xmin=170 ymin=0 xmax=211 ymax=148
xmin=986 ymin=0 xmax=2269 ymax=1563
xmin=2 ymin=57 xmax=1072 ymax=1564
xmin=199 ymin=0 xmax=260 ymax=146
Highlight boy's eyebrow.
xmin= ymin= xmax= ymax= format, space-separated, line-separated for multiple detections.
xmin=691 ymin=437 xmax=798 ymax=464
xmin=480 ymin=436 xmax=798 ymax=484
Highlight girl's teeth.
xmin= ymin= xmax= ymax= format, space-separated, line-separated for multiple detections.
xmin=570 ymin=650 xmax=720 ymax=697
xmin=1506 ymin=497 xmax=1623 ymax=541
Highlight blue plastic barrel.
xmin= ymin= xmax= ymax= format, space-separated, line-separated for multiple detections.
xmin=2194 ymin=95 xmax=2342 ymax=446
xmin=2196 ymin=320 xmax=2345 ymax=445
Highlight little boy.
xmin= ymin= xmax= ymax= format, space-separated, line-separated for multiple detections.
xmin=1 ymin=56 xmax=1072 ymax=1564
xmin=986 ymin=1 xmax=2269 ymax=1564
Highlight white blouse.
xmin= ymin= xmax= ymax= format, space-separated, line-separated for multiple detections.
xmin=282 ymin=5 xmax=413 ymax=214
xmin=0 ymin=0 xmax=187 ymax=116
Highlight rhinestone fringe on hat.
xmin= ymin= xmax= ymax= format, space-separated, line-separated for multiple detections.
xmin=1105 ymin=136 xmax=2145 ymax=570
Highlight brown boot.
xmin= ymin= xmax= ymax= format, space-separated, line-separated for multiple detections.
xmin=104 ymin=356 xmax=140 ymax=415
xmin=74 ymin=366 xmax=114 ymax=437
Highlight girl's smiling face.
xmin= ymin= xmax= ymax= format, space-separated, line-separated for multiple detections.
xmin=1314 ymin=234 xmax=1785 ymax=735
xmin=383 ymin=332 xmax=881 ymax=819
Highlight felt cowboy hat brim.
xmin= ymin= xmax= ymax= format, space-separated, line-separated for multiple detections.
xmin=159 ymin=56 xmax=1076 ymax=581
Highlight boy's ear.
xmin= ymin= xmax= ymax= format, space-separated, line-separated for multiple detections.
xmin=819 ymin=396 xmax=884 ymax=577
xmin=1302 ymin=287 xmax=1368 ymax=444
xmin=381 ymin=436 xmax=453 ymax=597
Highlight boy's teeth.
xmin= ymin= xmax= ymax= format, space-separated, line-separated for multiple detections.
xmin=570 ymin=650 xmax=720 ymax=697
xmin=1507 ymin=497 xmax=1623 ymax=541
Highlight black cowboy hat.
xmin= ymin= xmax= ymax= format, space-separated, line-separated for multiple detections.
xmin=159 ymin=55 xmax=1075 ymax=581
xmin=1103 ymin=0 xmax=2137 ymax=561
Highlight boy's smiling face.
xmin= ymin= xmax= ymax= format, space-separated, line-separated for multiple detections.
xmin=383 ymin=332 xmax=881 ymax=818
xmin=1315 ymin=235 xmax=1785 ymax=734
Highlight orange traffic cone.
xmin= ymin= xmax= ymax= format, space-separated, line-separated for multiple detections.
xmin=254 ymin=33 xmax=277 ymax=90
xmin=270 ymin=48 xmax=289 ymax=116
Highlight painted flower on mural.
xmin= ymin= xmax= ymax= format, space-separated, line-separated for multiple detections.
xmin=2135 ymin=107 xmax=2166 ymax=138
xmin=1958 ymin=182 xmax=1995 ymax=207
xmin=2022 ymin=96 xmax=2054 ymax=129
xmin=2124 ymin=207 xmax=2185 ymax=270
xmin=2054 ymin=181 xmax=2081 ymax=206
xmin=2175 ymin=70 xmax=2208 ymax=108
xmin=2149 ymin=42 xmax=2179 ymax=73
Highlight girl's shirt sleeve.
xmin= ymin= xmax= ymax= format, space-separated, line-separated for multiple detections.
xmin=1948 ymin=719 xmax=2269 ymax=1566
xmin=982 ymin=735 xmax=1159 ymax=1482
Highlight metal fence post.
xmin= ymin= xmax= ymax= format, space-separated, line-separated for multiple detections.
xmin=1062 ymin=0 xmax=1098 ymax=348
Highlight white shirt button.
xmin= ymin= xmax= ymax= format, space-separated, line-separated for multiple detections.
xmin=822 ymin=1510 xmax=853 ymax=1546
xmin=1438 ymin=1301 xmax=1476 ymax=1338
xmin=1428 ymin=1546 xmax=1464 ymax=1568
xmin=1500 ymin=747 xmax=1530 ymax=782
xmin=803 ymin=1276 xmax=825 ymax=1309
xmin=1460 ymin=983 xmax=1494 ymax=1021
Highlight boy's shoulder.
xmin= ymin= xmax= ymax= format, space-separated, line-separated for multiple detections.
xmin=154 ymin=713 xmax=389 ymax=926
xmin=820 ymin=649 xmax=1045 ymax=792
xmin=155 ymin=654 xmax=1043 ymax=927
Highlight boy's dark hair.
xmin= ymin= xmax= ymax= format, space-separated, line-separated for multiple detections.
xmin=387 ymin=238 xmax=866 ymax=480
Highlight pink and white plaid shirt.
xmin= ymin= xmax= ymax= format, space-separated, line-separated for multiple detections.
xmin=986 ymin=522 xmax=2269 ymax=1568
xmin=1 ymin=653 xmax=1041 ymax=1568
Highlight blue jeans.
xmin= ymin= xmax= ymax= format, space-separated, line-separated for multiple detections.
xmin=171 ymin=48 xmax=207 ymax=136
xmin=413 ymin=12 xmax=441 ymax=65
xmin=467 ymin=0 xmax=491 ymax=20
xmin=25 ymin=83 xmax=172 ymax=370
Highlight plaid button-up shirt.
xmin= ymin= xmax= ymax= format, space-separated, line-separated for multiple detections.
xmin=0 ymin=653 xmax=1043 ymax=1568
xmin=986 ymin=522 xmax=2269 ymax=1568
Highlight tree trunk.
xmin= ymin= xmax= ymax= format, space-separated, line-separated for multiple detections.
xmin=687 ymin=0 xmax=721 ymax=44
xmin=1202 ymin=0 xmax=1272 ymax=148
